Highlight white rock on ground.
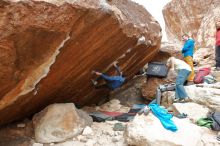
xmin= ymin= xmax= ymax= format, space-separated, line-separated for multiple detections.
xmin=17 ymin=123 xmax=26 ymax=128
xmin=163 ymin=85 xmax=220 ymax=110
xmin=99 ymin=99 xmax=130 ymax=113
xmin=76 ymin=135 xmax=87 ymax=142
xmin=32 ymin=143 xmax=43 ymax=146
xmin=82 ymin=126 xmax=93 ymax=136
xmin=53 ymin=141 xmax=85 ymax=146
xmin=32 ymin=103 xmax=92 ymax=143
xmin=173 ymin=102 xmax=210 ymax=122
xmin=90 ymin=122 xmax=126 ymax=146
xmin=200 ymin=128 xmax=220 ymax=146
xmin=184 ymin=85 xmax=220 ymax=110
xmin=99 ymin=99 xmax=122 ymax=111
xmin=125 ymin=114 xmax=203 ymax=146
xmin=52 ymin=121 xmax=126 ymax=146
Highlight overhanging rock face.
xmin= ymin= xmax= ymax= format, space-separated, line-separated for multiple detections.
xmin=0 ymin=0 xmax=161 ymax=125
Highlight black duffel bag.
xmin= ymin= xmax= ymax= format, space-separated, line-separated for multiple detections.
xmin=146 ymin=62 xmax=168 ymax=78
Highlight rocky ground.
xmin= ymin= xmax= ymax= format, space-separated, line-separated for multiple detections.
xmin=0 ymin=73 xmax=220 ymax=146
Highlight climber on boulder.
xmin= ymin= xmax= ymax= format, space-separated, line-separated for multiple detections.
xmin=91 ymin=62 xmax=125 ymax=90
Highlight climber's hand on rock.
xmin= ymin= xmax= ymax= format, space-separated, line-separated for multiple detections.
xmin=113 ymin=61 xmax=118 ymax=67
xmin=95 ymin=71 xmax=102 ymax=76
xmin=92 ymin=71 xmax=102 ymax=76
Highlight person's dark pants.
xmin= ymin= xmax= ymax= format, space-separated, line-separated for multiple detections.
xmin=216 ymin=46 xmax=220 ymax=68
xmin=95 ymin=83 xmax=109 ymax=89
xmin=94 ymin=76 xmax=109 ymax=89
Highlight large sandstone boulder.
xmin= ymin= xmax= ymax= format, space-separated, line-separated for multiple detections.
xmin=153 ymin=42 xmax=183 ymax=61
xmin=197 ymin=0 xmax=220 ymax=48
xmin=125 ymin=114 xmax=203 ymax=146
xmin=32 ymin=103 xmax=92 ymax=143
xmin=0 ymin=0 xmax=161 ymax=125
xmin=195 ymin=1 xmax=220 ymax=67
xmin=193 ymin=48 xmax=215 ymax=67
xmin=163 ymin=0 xmax=213 ymax=44
xmin=163 ymin=0 xmax=220 ymax=48
xmin=163 ymin=0 xmax=220 ymax=68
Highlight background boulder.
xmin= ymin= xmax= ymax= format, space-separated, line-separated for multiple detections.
xmin=33 ymin=103 xmax=92 ymax=143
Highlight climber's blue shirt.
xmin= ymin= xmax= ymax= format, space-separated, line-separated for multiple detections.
xmin=181 ymin=39 xmax=195 ymax=58
xmin=101 ymin=74 xmax=125 ymax=90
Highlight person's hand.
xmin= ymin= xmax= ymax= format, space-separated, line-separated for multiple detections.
xmin=95 ymin=71 xmax=102 ymax=76
xmin=92 ymin=71 xmax=102 ymax=76
xmin=113 ymin=61 xmax=118 ymax=67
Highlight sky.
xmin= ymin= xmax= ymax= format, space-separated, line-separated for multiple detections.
xmin=132 ymin=0 xmax=171 ymax=41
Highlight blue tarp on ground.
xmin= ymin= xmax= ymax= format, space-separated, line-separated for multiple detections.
xmin=149 ymin=103 xmax=178 ymax=132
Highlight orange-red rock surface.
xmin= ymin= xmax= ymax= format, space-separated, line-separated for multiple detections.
xmin=0 ymin=0 xmax=161 ymax=125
